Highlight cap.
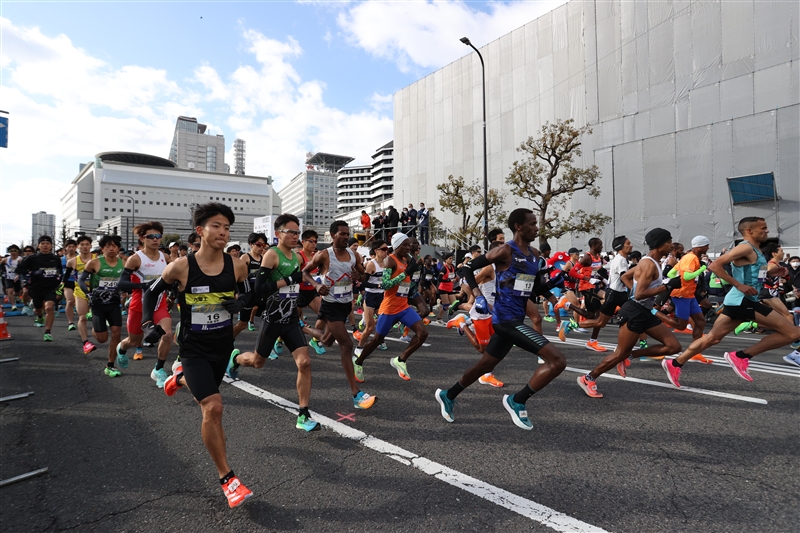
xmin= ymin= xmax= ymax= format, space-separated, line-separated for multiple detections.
xmin=391 ymin=232 xmax=409 ymax=250
xmin=169 ymin=242 xmax=177 ymax=248
xmin=568 ymin=247 xmax=581 ymax=254
xmin=38 ymin=235 xmax=53 ymax=244
xmin=691 ymin=235 xmax=710 ymax=248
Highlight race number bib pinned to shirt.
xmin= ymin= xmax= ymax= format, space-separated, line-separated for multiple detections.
xmin=279 ymin=283 xmax=300 ymax=299
xmin=411 ymin=270 xmax=421 ymax=282
xmin=43 ymin=268 xmax=59 ymax=278
xmin=512 ymin=274 xmax=535 ymax=297
xmin=98 ymin=279 xmax=118 ymax=289
xmin=397 ymin=280 xmax=411 ymax=297
xmin=448 ymin=272 xmax=456 ymax=280
xmin=191 ymin=309 xmax=230 ymax=331
xmin=425 ymin=273 xmax=433 ymax=281
xmin=332 ymin=280 xmax=353 ymax=301
xmin=757 ymin=268 xmax=767 ymax=282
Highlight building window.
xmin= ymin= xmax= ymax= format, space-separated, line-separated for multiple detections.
xmin=135 ymin=191 xmax=139 ymax=195
xmin=170 ymin=203 xmax=174 ymax=206
xmin=112 ymin=199 xmax=116 ymax=202
xmin=135 ymin=210 xmax=139 ymax=213
xmin=104 ymin=208 xmax=108 ymax=211
xmin=112 ymin=208 xmax=116 ymax=212
xmin=127 ymin=209 xmax=131 ymax=213
xmin=149 ymin=201 xmax=153 ymax=205
xmin=157 ymin=202 xmax=160 ymax=205
xmin=104 ymin=216 xmax=108 ymax=220
xmin=112 ymin=189 xmax=116 ymax=192
xmin=142 ymin=191 xmax=146 ymax=196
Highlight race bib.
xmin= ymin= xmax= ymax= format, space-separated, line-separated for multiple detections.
xmin=757 ymin=268 xmax=767 ymax=281
xmin=513 ymin=274 xmax=535 ymax=297
xmin=448 ymin=272 xmax=455 ymax=280
xmin=279 ymin=283 xmax=299 ymax=299
xmin=333 ymin=281 xmax=353 ymax=300
xmin=191 ymin=310 xmax=230 ymax=331
xmin=411 ymin=270 xmax=421 ymax=282
xmin=98 ymin=279 xmax=118 ymax=289
xmin=425 ymin=274 xmax=433 ymax=281
xmin=43 ymin=268 xmax=59 ymax=278
xmin=397 ymin=280 xmax=411 ymax=297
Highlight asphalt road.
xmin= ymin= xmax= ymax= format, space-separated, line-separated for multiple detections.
xmin=1 ymin=308 xmax=798 ymax=533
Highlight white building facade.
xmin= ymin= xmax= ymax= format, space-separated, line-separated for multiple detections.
xmin=168 ymin=116 xmax=227 ymax=173
xmin=61 ymin=152 xmax=281 ymax=246
xmin=31 ymin=211 xmax=56 ymax=243
xmin=394 ymin=0 xmax=799 ymax=250
xmin=337 ymin=141 xmax=395 ymax=214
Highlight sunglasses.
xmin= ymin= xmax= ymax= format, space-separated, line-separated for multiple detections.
xmin=279 ymin=229 xmax=301 ymax=236
xmin=305 ymin=239 xmax=317 ymax=245
xmin=378 ymin=247 xmax=389 ymax=252
xmin=143 ymin=233 xmax=163 ymax=240
xmin=253 ymin=242 xmax=267 ymax=247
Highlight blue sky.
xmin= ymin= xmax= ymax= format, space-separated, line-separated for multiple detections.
xmin=0 ymin=0 xmax=566 ymax=247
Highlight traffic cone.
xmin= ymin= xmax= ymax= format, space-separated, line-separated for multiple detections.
xmin=0 ymin=308 xmax=12 ymax=341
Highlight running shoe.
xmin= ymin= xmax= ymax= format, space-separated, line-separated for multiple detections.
xmin=22 ymin=306 xmax=34 ymax=316
xmin=638 ymin=339 xmax=649 ymax=349
xmin=121 ymin=309 xmax=127 ymax=317
xmin=436 ymin=319 xmax=445 ymax=325
xmin=115 ymin=344 xmax=129 ymax=369
xmin=690 ymin=354 xmax=713 ymax=364
xmin=422 ymin=318 xmax=431 ymax=325
xmin=68 ymin=323 xmax=77 ymax=331
xmin=390 ymin=356 xmax=410 ymax=381
xmin=355 ymin=308 xmax=363 ymax=315
xmin=10 ymin=305 xmax=18 ymax=312
xmin=377 ymin=343 xmax=388 ymax=351
xmin=164 ymin=366 xmax=183 ymax=396
xmin=34 ymin=317 xmax=44 ymax=327
xmin=83 ymin=341 xmax=97 ymax=354
xmin=273 ymin=339 xmax=283 ymax=355
xmin=43 ymin=333 xmax=53 ymax=342
xmin=724 ymin=351 xmax=753 ymax=382
xmin=296 ymin=414 xmax=321 ymax=432
xmin=151 ymin=367 xmax=169 ymax=388
xmin=577 ymin=375 xmax=603 ymax=398
xmin=790 ymin=340 xmax=800 ymax=350
xmin=447 ymin=300 xmax=461 ymax=317
xmin=86 ymin=311 xmax=92 ymax=320
xmin=446 ymin=314 xmax=466 ymax=330
xmin=268 ymin=350 xmax=278 ymax=360
xmin=133 ymin=348 xmax=144 ymax=360
xmin=734 ymin=321 xmax=756 ymax=335
xmin=398 ymin=335 xmax=412 ymax=342
xmin=143 ymin=342 xmax=154 ymax=347
xmin=352 ymin=356 xmax=364 ymax=383
xmin=358 ymin=319 xmax=366 ymax=332
xmin=104 ymin=366 xmax=121 ymax=378
xmin=557 ymin=321 xmax=570 ymax=342
xmin=221 ymin=476 xmax=252 ymax=508
xmin=574 ymin=327 xmax=589 ymax=334
xmin=478 ymin=374 xmax=504 ymax=387
xmin=171 ymin=357 xmax=181 ymax=373
xmin=353 ymin=391 xmax=376 ymax=409
xmin=502 ymin=394 xmax=533 ymax=430
xmin=616 ymin=357 xmax=631 ymax=378
xmin=586 ymin=340 xmax=607 ymax=352
xmin=247 ymin=321 xmax=256 ymax=331
xmin=435 ymin=388 xmax=454 ymax=423
xmin=538 ymin=357 xmax=545 ymax=364
xmin=309 ymin=338 xmax=326 ymax=354
xmin=783 ymin=351 xmax=800 ymax=367
xmin=543 ymin=315 xmax=555 ymax=323
xmin=226 ymin=349 xmax=241 ymax=379
xmin=353 ymin=330 xmax=363 ymax=341
xmin=354 ymin=346 xmax=364 ymax=357
xmin=554 ymin=296 xmax=569 ymax=311
xmin=661 ymin=358 xmax=682 ymax=388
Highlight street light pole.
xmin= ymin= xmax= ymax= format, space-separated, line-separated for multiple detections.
xmin=460 ymin=36 xmax=489 ymax=252
xmin=121 ymin=195 xmax=135 ymax=252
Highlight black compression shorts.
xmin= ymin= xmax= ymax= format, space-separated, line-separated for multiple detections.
xmin=180 ymin=352 xmax=228 ymax=402
xmin=721 ymin=300 xmax=773 ymax=322
xmin=485 ymin=321 xmax=549 ymax=361
xmin=92 ymin=303 xmax=123 ymax=332
xmin=580 ymin=288 xmax=604 ymax=313
xmin=617 ymin=300 xmax=663 ymax=333
xmin=296 ymin=289 xmax=318 ymax=309
xmin=600 ymin=289 xmax=629 ymax=316
xmin=256 ymin=320 xmax=307 ymax=357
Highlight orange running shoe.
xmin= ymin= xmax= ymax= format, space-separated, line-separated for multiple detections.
xmin=446 ymin=315 xmax=466 ymax=329
xmin=577 ymin=375 xmax=603 ymax=398
xmin=221 ymin=476 xmax=253 ymax=508
xmin=164 ymin=366 xmax=183 ymax=397
xmin=133 ymin=349 xmax=144 ymax=360
xmin=616 ymin=359 xmax=629 ymax=378
xmin=586 ymin=340 xmax=607 ymax=352
xmin=554 ymin=296 xmax=569 ymax=311
xmin=423 ymin=318 xmax=431 ymax=325
xmin=691 ymin=354 xmax=713 ymax=364
xmin=478 ymin=373 xmax=504 ymax=387
xmin=352 ymin=330 xmax=363 ymax=341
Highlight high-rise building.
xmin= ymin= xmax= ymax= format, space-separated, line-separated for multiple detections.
xmin=31 ymin=211 xmax=56 ymax=243
xmin=168 ymin=116 xmax=226 ymax=173
xmin=234 ymin=139 xmax=246 ymax=175
xmin=280 ymin=152 xmax=353 ymax=233
xmin=337 ymin=141 xmax=394 ymax=213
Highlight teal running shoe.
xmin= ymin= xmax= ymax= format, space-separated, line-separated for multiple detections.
xmin=226 ymin=349 xmax=241 ymax=379
xmin=34 ymin=317 xmax=44 ymax=327
xmin=104 ymin=366 xmax=121 ymax=378
xmin=353 ymin=390 xmax=376 ymax=409
xmin=151 ymin=367 xmax=169 ymax=388
xmin=309 ymin=338 xmax=326 ymax=354
xmin=502 ymin=394 xmax=532 ymax=430
xmin=435 ymin=388 xmax=454 ymax=423
xmin=273 ymin=339 xmax=283 ymax=354
xmin=268 ymin=351 xmax=278 ymax=360
xmin=377 ymin=343 xmax=388 ymax=351
xmin=296 ymin=414 xmax=321 ymax=432
xmin=115 ymin=344 xmax=129 ymax=369
xmin=247 ymin=322 xmax=256 ymax=332
xmin=639 ymin=339 xmax=649 ymax=349
xmin=43 ymin=333 xmax=53 ymax=342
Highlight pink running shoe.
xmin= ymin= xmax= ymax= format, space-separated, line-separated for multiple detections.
xmin=724 ymin=351 xmax=753 ymax=382
xmin=83 ymin=341 xmax=97 ymax=355
xmin=661 ymin=358 xmax=682 ymax=388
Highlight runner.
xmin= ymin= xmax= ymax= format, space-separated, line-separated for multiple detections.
xmin=303 ymin=220 xmax=376 ymax=409
xmin=297 ymin=230 xmax=326 ymax=354
xmin=435 ymin=254 xmax=457 ymax=323
xmin=354 ymin=233 xmax=428 ymax=382
xmin=565 ymin=238 xmax=607 ymax=351
xmin=168 ymin=241 xmax=180 ymax=262
xmin=116 ymin=222 xmax=174 ymax=386
xmin=61 ymin=236 xmax=97 ymax=353
xmin=143 ymin=202 xmax=253 ymax=508
xmin=662 ymin=217 xmax=800 ymax=387
xmin=78 ymin=235 xmax=126 ymax=377
xmin=1 ymin=245 xmax=21 ymax=311
xmin=577 ymin=229 xmax=683 ymax=397
xmin=435 ymin=208 xmax=567 ymax=430
xmin=17 ymin=235 xmax=63 ymax=342
xmin=354 ymin=240 xmax=388 ymax=357
xmin=234 ymin=233 xmax=268 ymax=337
xmin=59 ymin=239 xmax=78 ymax=330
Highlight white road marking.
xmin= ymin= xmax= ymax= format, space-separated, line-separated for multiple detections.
xmin=223 ymin=376 xmax=609 ymax=533
xmin=565 ymin=367 xmax=768 ymax=404
xmin=384 ymin=336 xmax=431 ymax=347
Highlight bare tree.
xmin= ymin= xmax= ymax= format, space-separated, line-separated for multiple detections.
xmin=506 ymin=118 xmax=611 ymax=247
xmin=437 ymin=175 xmax=505 ymax=246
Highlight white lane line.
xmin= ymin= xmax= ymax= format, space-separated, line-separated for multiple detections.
xmin=223 ymin=376 xmax=609 ymax=533
xmin=384 ymin=336 xmax=432 ymax=347
xmin=565 ymin=367 xmax=768 ymax=405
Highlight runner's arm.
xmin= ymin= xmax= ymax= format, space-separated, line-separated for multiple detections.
xmin=462 ymin=254 xmax=490 ymax=294
xmin=380 ymin=257 xmax=406 ymax=289
xmin=77 ymin=269 xmax=92 ymax=294
xmin=708 ymin=244 xmax=757 ymax=295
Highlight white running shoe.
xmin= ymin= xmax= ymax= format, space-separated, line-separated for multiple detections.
xmin=783 ymin=351 xmax=800 ymax=368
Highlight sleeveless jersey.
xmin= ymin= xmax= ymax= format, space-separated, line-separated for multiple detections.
xmin=479 ymin=264 xmax=497 ymax=307
xmin=365 ymin=259 xmax=384 ymax=294
xmin=492 ymin=241 xmax=538 ymax=324
xmin=130 ymin=250 xmax=168 ymax=312
xmin=4 ymin=256 xmax=19 ymax=280
xmin=630 ymin=256 xmax=663 ymax=308
xmin=90 ymin=256 xmax=124 ymax=305
xmin=244 ymin=253 xmax=262 ymax=283
xmin=323 ymin=248 xmax=355 ymax=304
xmin=61 ymin=255 xmax=77 ymax=282
xmin=723 ymin=243 xmax=767 ymax=306
xmin=178 ymin=253 xmax=236 ymax=356
xmin=379 ymin=254 xmax=410 ymax=315
xmin=299 ymin=250 xmax=317 ymax=291
xmin=262 ymin=248 xmax=301 ymax=323
xmin=438 ymin=263 xmax=456 ymax=292
xmin=73 ymin=254 xmax=95 ymax=298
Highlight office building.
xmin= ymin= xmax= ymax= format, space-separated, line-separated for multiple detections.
xmin=168 ymin=116 xmax=227 ymax=173
xmin=61 ymin=151 xmax=281 ymax=247
xmin=280 ymin=152 xmax=352 ymax=232
xmin=393 ymin=0 xmax=799 ymax=249
xmin=31 ymin=211 xmax=56 ymax=243
xmin=337 ymin=141 xmax=395 ymax=213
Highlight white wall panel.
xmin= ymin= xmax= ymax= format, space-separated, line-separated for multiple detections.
xmin=643 ymin=134 xmax=677 ymax=217
xmin=719 ymin=74 xmax=754 ymax=120
xmin=754 ymin=63 xmax=794 ymax=114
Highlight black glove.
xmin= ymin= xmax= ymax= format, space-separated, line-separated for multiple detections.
xmin=405 ymin=260 xmax=421 ymax=278
xmin=143 ymin=323 xmax=166 ymax=344
xmin=286 ymin=270 xmax=303 ymax=285
xmin=664 ymin=276 xmax=682 ymax=291
xmin=220 ymin=298 xmax=245 ymax=314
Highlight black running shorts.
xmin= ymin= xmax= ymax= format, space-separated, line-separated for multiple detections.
xmin=30 ymin=287 xmax=58 ymax=309
xmin=256 ymin=320 xmax=306 ymax=357
xmin=92 ymin=303 xmax=123 ymax=332
xmin=580 ymin=288 xmax=604 ymax=313
xmin=617 ymin=300 xmax=663 ymax=333
xmin=721 ymin=299 xmax=773 ymax=322
xmin=296 ymin=289 xmax=318 ymax=309
xmin=600 ymin=289 xmax=629 ymax=317
xmin=485 ymin=321 xmax=549 ymax=361
xmin=320 ymin=300 xmax=351 ymax=323
xmin=180 ymin=352 xmax=228 ymax=402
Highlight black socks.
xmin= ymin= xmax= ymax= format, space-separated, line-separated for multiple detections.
xmin=446 ymin=381 xmax=465 ymax=401
xmin=299 ymin=407 xmax=310 ymax=418
xmin=672 ymin=359 xmax=683 ymax=368
xmin=220 ymin=470 xmax=235 ymax=485
xmin=513 ymin=385 xmax=537 ymax=405
xmin=155 ymin=359 xmax=165 ymax=371
xmin=735 ymin=350 xmax=751 ymax=359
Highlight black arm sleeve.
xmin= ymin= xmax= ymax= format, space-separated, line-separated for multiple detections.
xmin=253 ymin=266 xmax=280 ymax=298
xmin=78 ymin=269 xmax=91 ymax=294
xmin=142 ymin=277 xmax=171 ymax=324
xmin=462 ymin=255 xmax=491 ymax=290
xmin=61 ymin=266 xmax=74 ymax=284
xmin=117 ymin=268 xmax=147 ymax=292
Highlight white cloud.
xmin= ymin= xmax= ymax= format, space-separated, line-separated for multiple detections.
xmin=336 ymin=0 xmax=569 ymax=72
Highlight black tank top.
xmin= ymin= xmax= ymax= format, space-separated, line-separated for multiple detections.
xmin=178 ymin=253 xmax=236 ymax=358
xmin=245 ymin=253 xmax=261 ymax=282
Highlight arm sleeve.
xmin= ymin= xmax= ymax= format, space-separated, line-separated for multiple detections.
xmin=462 ymin=255 xmax=490 ymax=290
xmin=15 ymin=256 xmax=31 ymax=276
xmin=380 ymin=267 xmax=406 ymax=289
xmin=567 ymin=266 xmax=586 ymax=281
xmin=61 ymin=266 xmax=74 ymax=284
xmin=117 ymin=268 xmax=147 ymax=292
xmin=78 ymin=269 xmax=91 ymax=294
xmin=683 ymin=264 xmax=707 ymax=281
xmin=254 ymin=266 xmax=280 ymax=298
xmin=142 ymin=277 xmax=170 ymax=324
